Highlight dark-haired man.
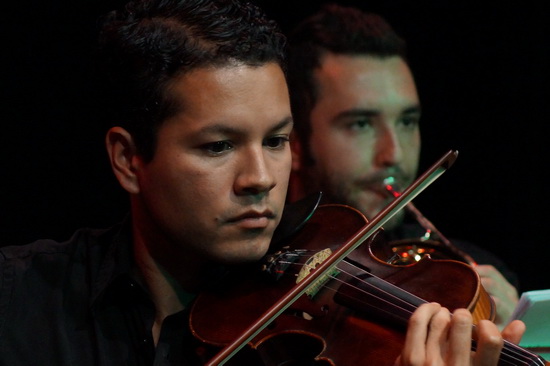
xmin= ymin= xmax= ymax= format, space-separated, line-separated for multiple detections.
xmin=286 ymin=4 xmax=519 ymax=330
xmin=0 ymin=1 xmax=523 ymax=365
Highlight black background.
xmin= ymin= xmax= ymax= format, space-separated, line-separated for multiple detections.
xmin=1 ymin=0 xmax=548 ymax=293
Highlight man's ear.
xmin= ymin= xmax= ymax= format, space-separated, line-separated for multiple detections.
xmin=290 ymin=130 xmax=302 ymax=172
xmin=105 ymin=127 xmax=141 ymax=194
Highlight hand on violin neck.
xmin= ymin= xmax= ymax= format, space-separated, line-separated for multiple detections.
xmin=395 ymin=303 xmax=524 ymax=366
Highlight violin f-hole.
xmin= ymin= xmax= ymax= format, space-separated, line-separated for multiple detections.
xmin=255 ymin=332 xmax=334 ymax=366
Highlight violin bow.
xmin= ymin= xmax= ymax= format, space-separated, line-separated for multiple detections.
xmin=206 ymin=149 xmax=459 ymax=365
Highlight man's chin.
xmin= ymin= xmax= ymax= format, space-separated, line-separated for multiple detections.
xmin=219 ymin=238 xmax=272 ymax=265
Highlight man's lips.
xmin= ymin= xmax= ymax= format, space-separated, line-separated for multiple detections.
xmin=358 ymin=180 xmax=394 ymax=196
xmin=358 ymin=175 xmax=409 ymax=198
xmin=226 ymin=210 xmax=276 ymax=229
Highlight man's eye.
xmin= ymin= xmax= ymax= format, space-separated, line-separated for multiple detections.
xmin=399 ymin=115 xmax=420 ymax=128
xmin=349 ymin=118 xmax=373 ymax=131
xmin=264 ymin=136 xmax=289 ymax=149
xmin=203 ymin=141 xmax=233 ymax=154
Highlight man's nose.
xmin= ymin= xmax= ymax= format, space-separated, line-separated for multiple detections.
xmin=375 ymin=127 xmax=402 ymax=167
xmin=234 ymin=147 xmax=276 ymax=196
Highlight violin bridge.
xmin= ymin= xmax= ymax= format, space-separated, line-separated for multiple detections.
xmin=296 ymin=248 xmax=340 ymax=298
xmin=260 ymin=247 xmax=340 ymax=299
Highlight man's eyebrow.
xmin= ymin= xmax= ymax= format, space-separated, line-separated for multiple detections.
xmin=333 ymin=105 xmax=422 ymax=121
xmin=196 ymin=116 xmax=293 ymax=136
xmin=269 ymin=116 xmax=294 ymax=132
xmin=334 ymin=109 xmax=379 ymax=121
xmin=402 ymin=105 xmax=422 ymax=114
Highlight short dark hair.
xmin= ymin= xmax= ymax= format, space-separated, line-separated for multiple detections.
xmin=287 ymin=4 xmax=406 ymax=154
xmin=97 ymin=0 xmax=286 ymax=161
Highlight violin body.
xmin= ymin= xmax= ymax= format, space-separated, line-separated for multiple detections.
xmin=190 ymin=204 xmax=495 ymax=365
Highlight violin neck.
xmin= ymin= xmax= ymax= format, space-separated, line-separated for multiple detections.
xmin=494 ymin=340 xmax=548 ymax=365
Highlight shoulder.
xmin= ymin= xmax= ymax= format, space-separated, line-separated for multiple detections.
xmin=0 ymin=222 xmax=132 ymax=346
xmin=0 ymin=222 xmax=130 ymax=303
xmin=0 ymin=224 xmax=125 ymax=362
xmin=0 ymin=226 xmax=113 ymax=267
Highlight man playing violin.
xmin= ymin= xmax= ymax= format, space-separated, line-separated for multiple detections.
xmin=286 ymin=3 xmax=519 ymax=330
xmin=0 ymin=0 xmax=524 ymax=365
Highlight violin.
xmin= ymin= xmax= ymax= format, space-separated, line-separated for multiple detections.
xmin=188 ymin=151 xmax=549 ymax=365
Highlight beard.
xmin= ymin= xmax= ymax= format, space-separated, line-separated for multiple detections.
xmin=317 ymin=170 xmax=410 ymax=231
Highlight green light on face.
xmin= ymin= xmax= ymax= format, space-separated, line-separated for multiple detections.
xmin=384 ymin=176 xmax=396 ymax=186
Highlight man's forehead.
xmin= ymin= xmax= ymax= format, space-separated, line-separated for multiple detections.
xmin=314 ymin=54 xmax=418 ymax=103
xmin=316 ymin=54 xmax=410 ymax=81
xmin=159 ymin=63 xmax=292 ymax=136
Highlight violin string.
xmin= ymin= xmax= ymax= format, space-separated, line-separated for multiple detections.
xmin=275 ymin=254 xmax=541 ymax=365
xmin=326 ymin=269 xmax=418 ymax=324
xmin=278 ymin=252 xmax=427 ymax=317
xmin=288 ymin=270 xmax=418 ymax=334
xmin=324 ymin=267 xmax=415 ymax=314
xmin=339 ymin=259 xmax=427 ymax=305
xmin=278 ymin=254 xmax=437 ymax=321
xmin=276 ymin=255 xmax=423 ymax=323
xmin=497 ymin=340 xmax=545 ymax=365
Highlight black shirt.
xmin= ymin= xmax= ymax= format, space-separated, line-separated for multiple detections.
xmin=0 ymin=220 xmax=204 ymax=366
